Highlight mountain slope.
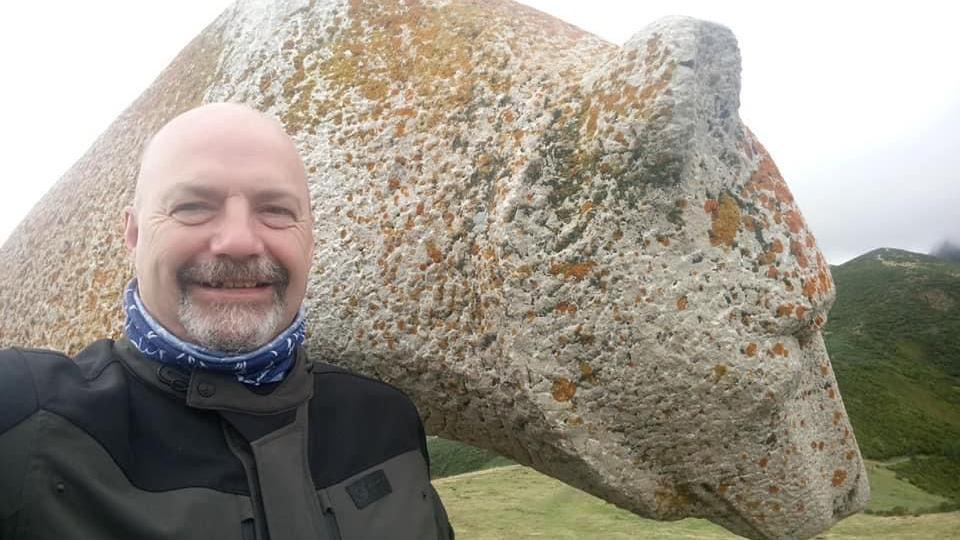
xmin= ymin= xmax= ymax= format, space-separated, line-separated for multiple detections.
xmin=825 ymin=248 xmax=960 ymax=502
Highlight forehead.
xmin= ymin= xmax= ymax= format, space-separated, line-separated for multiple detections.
xmin=137 ymin=110 xmax=308 ymax=206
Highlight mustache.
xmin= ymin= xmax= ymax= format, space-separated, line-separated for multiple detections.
xmin=177 ymin=257 xmax=289 ymax=288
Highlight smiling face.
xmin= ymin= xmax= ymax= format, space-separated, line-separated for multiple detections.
xmin=124 ymin=103 xmax=313 ymax=352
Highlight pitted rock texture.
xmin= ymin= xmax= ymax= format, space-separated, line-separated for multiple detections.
xmin=0 ymin=1 xmax=868 ymax=538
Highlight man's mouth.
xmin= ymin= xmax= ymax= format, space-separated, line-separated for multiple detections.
xmin=198 ymin=280 xmax=274 ymax=289
xmin=188 ymin=280 xmax=277 ymax=303
xmin=178 ymin=257 xmax=289 ymax=303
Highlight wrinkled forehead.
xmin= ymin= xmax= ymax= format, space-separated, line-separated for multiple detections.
xmin=135 ymin=107 xmax=308 ymax=211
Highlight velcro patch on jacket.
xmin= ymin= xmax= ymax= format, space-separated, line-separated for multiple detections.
xmin=346 ymin=470 xmax=392 ymax=510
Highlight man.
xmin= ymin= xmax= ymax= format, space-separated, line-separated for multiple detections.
xmin=0 ymin=103 xmax=454 ymax=539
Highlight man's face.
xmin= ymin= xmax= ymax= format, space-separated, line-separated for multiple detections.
xmin=125 ymin=106 xmax=313 ymax=352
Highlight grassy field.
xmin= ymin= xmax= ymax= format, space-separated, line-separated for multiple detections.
xmin=435 ymin=465 xmax=960 ymax=539
xmin=864 ymin=460 xmax=948 ymax=513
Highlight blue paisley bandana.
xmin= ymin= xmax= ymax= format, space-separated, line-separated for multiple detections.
xmin=123 ymin=280 xmax=305 ymax=386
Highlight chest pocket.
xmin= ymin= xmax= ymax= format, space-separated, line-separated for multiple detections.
xmin=317 ymin=449 xmax=444 ymax=540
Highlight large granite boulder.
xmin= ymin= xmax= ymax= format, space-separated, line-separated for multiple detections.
xmin=0 ymin=1 xmax=868 ymax=538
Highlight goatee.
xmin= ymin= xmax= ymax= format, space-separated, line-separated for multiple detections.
xmin=176 ymin=257 xmax=289 ymax=352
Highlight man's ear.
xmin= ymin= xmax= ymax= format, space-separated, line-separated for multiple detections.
xmin=123 ymin=207 xmax=139 ymax=255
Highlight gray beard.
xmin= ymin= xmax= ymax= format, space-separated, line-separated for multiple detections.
xmin=178 ymin=294 xmax=285 ymax=353
xmin=176 ymin=257 xmax=289 ymax=353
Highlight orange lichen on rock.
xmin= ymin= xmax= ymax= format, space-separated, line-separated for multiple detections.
xmin=745 ymin=343 xmax=758 ymax=357
xmin=776 ymin=304 xmax=794 ymax=318
xmin=817 ymin=268 xmax=832 ymax=295
xmin=802 ymin=278 xmax=818 ymax=301
xmin=549 ymin=261 xmax=597 ymax=280
xmin=585 ymin=105 xmax=599 ymax=137
xmin=745 ymin=152 xmax=794 ymax=206
xmin=552 ymin=377 xmax=577 ymax=402
xmin=677 ymin=295 xmax=688 ymax=310
xmin=709 ymin=193 xmax=741 ymax=247
xmin=831 ymin=469 xmax=848 ymax=487
xmin=426 ymin=240 xmax=444 ymax=264
xmin=654 ymin=481 xmax=693 ymax=515
xmin=554 ymin=302 xmax=578 ymax=314
xmin=784 ymin=210 xmax=805 ymax=235
xmin=771 ymin=343 xmax=788 ymax=357
xmin=790 ymin=239 xmax=809 ymax=269
xmin=712 ymin=364 xmax=728 ymax=382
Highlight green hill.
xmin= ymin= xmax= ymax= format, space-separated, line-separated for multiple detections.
xmin=427 ymin=436 xmax=514 ymax=479
xmin=823 ymin=248 xmax=960 ymax=502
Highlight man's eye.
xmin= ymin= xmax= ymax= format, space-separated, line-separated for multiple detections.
xmin=171 ymin=203 xmax=215 ymax=224
xmin=260 ymin=206 xmax=297 ymax=227
xmin=262 ymin=206 xmax=294 ymax=216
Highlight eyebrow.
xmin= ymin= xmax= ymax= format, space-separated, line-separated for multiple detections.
xmin=252 ymin=189 xmax=302 ymax=207
xmin=162 ymin=184 xmax=223 ymax=202
xmin=161 ymin=183 xmax=305 ymax=211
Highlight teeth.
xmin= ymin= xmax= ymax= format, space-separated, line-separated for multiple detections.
xmin=202 ymin=281 xmax=264 ymax=289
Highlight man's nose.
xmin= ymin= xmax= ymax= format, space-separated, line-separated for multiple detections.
xmin=209 ymin=198 xmax=264 ymax=257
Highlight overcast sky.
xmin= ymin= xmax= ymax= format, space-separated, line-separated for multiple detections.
xmin=1 ymin=0 xmax=957 ymax=264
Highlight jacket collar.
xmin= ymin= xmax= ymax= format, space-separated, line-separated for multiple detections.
xmin=115 ymin=337 xmax=314 ymax=414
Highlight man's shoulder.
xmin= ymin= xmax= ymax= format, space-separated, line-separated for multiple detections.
xmin=1 ymin=339 xmax=119 ymax=383
xmin=305 ymin=358 xmax=425 ymax=439
xmin=0 ymin=340 xmax=124 ymax=429
xmin=307 ymin=360 xmax=418 ymax=408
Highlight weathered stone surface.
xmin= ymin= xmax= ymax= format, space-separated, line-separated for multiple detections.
xmin=0 ymin=1 xmax=868 ymax=538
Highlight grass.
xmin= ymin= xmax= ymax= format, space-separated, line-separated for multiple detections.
xmin=434 ymin=465 xmax=960 ymax=539
xmin=863 ymin=460 xmax=948 ymax=513
xmin=428 ymin=441 xmax=953 ymax=514
xmin=427 ymin=436 xmax=514 ymax=479
xmin=889 ymin=456 xmax=960 ymax=508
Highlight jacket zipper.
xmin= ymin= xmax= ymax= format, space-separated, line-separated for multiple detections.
xmin=222 ymin=419 xmax=270 ymax=540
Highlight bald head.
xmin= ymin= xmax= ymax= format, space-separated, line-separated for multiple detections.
xmin=134 ymin=103 xmax=308 ymax=214
xmin=124 ymin=102 xmax=315 ymax=351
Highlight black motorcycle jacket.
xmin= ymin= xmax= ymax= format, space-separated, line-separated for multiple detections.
xmin=0 ymin=338 xmax=453 ymax=540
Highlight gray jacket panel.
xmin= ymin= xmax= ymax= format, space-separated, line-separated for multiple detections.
xmin=5 ymin=411 xmax=253 ymax=540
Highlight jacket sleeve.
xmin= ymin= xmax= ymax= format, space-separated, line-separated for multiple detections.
xmin=0 ymin=348 xmax=42 ymax=535
xmin=431 ymin=484 xmax=455 ymax=540
xmin=417 ymin=419 xmax=455 ymax=540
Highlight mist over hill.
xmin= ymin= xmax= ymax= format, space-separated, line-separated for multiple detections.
xmin=931 ymin=240 xmax=960 ymax=263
